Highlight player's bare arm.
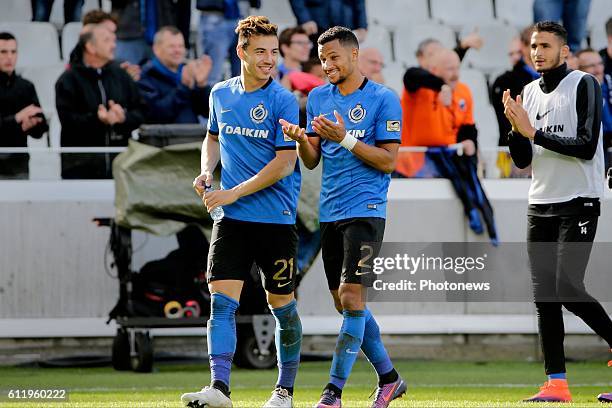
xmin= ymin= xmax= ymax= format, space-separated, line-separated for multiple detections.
xmin=193 ymin=132 xmax=220 ymax=197
xmin=312 ymin=110 xmax=398 ymax=173
xmin=279 ymin=118 xmax=321 ymax=169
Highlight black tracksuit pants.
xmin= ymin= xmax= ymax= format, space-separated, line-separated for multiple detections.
xmin=528 ymin=213 xmax=612 ymax=375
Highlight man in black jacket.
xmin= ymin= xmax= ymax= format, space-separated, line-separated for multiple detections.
xmin=491 ymin=26 xmax=540 ymax=146
xmin=56 ymin=24 xmax=145 ymax=179
xmin=0 ymin=32 xmax=48 ymax=179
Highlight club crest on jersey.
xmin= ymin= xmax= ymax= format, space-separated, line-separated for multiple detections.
xmin=348 ymin=103 xmax=366 ymax=123
xmin=250 ymin=103 xmax=268 ymax=124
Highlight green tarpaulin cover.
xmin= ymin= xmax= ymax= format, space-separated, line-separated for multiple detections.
xmin=113 ymin=140 xmax=321 ymax=236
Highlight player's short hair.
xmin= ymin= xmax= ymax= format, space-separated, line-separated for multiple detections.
xmin=415 ymin=38 xmax=441 ymax=57
xmin=606 ymin=17 xmax=612 ymax=37
xmin=317 ymin=26 xmax=359 ymax=49
xmin=82 ymin=9 xmax=116 ymax=25
xmin=235 ymin=16 xmax=278 ymax=50
xmin=0 ymin=32 xmax=16 ymax=42
xmin=533 ymin=21 xmax=568 ymax=45
xmin=279 ymin=26 xmax=308 ymax=57
xmin=520 ymin=25 xmax=535 ymax=46
xmin=153 ymin=26 xmax=182 ymax=45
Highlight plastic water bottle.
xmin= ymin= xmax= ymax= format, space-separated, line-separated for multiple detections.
xmin=205 ymin=184 xmax=224 ymax=221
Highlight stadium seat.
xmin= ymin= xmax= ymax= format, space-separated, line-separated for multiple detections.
xmin=393 ymin=23 xmax=456 ymax=66
xmin=20 ymin=64 xmax=66 ymax=115
xmin=0 ymin=0 xmax=32 ymax=22
xmin=382 ymin=61 xmax=406 ymax=96
xmin=495 ymin=0 xmax=534 ymax=29
xmin=589 ymin=24 xmax=608 ymax=50
xmin=473 ymin=104 xmax=500 ymax=178
xmin=460 ymin=68 xmax=490 ymax=107
xmin=0 ymin=22 xmax=61 ymax=68
xmin=61 ymin=22 xmax=83 ymax=62
xmin=257 ymin=0 xmax=297 ymax=26
xmin=588 ymin=0 xmax=611 ymax=33
xmin=460 ymin=23 xmax=518 ymax=75
xmin=430 ymin=0 xmax=495 ymax=30
xmin=360 ymin=25 xmax=393 ymax=64
xmin=366 ymin=0 xmax=429 ymax=30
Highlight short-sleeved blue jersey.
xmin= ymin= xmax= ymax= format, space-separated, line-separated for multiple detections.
xmin=306 ymin=78 xmax=402 ymax=222
xmin=208 ymin=77 xmax=301 ymax=224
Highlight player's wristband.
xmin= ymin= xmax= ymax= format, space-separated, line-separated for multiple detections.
xmin=339 ymin=132 xmax=358 ymax=151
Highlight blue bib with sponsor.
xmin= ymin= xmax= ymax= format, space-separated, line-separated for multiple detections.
xmin=208 ymin=77 xmax=301 ymax=224
xmin=306 ymin=79 xmax=402 ymax=222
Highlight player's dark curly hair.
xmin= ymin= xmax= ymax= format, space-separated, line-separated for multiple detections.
xmin=317 ymin=26 xmax=359 ymax=49
xmin=534 ymin=21 xmax=568 ymax=45
xmin=235 ymin=16 xmax=277 ymax=49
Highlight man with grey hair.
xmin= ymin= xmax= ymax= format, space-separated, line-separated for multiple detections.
xmin=138 ymin=26 xmax=212 ymax=124
xmin=56 ymin=24 xmax=145 ymax=179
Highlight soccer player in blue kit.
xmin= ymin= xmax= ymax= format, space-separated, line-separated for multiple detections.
xmin=181 ymin=16 xmax=302 ymax=408
xmin=280 ymin=26 xmax=407 ymax=408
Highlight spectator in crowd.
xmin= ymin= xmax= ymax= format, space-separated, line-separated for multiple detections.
xmin=491 ymin=26 xmax=540 ymax=146
xmin=32 ymin=0 xmax=83 ymax=24
xmin=82 ymin=9 xmax=117 ymax=33
xmin=77 ymin=10 xmax=141 ymax=81
xmin=0 ymin=32 xmax=48 ymax=179
xmin=398 ymin=48 xmax=497 ymax=242
xmin=600 ymin=17 xmax=612 ymax=77
xmin=281 ymin=56 xmax=325 ymax=127
xmin=415 ymin=34 xmax=483 ymax=69
xmin=358 ymin=46 xmax=385 ymax=83
xmin=278 ymin=27 xmax=312 ymax=80
xmin=56 ymin=24 xmax=145 ymax=179
xmin=303 ymin=57 xmax=326 ymax=81
xmin=400 ymin=49 xmax=476 ymax=157
xmin=197 ymin=0 xmax=261 ymax=85
xmin=576 ymin=48 xmax=612 ymax=169
xmin=533 ymin=0 xmax=591 ymax=52
xmin=289 ymin=0 xmax=368 ymax=44
xmin=111 ymin=0 xmax=191 ymax=65
xmin=138 ymin=26 xmax=212 ymax=124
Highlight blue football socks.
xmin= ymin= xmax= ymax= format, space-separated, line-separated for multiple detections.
xmin=329 ymin=310 xmax=366 ymax=390
xmin=548 ymin=372 xmax=567 ymax=380
xmin=271 ymin=299 xmax=302 ymax=393
xmin=207 ymin=292 xmax=239 ymax=392
xmin=362 ymin=309 xmax=396 ymax=383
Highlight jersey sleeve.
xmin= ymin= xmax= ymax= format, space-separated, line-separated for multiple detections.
xmin=375 ymin=89 xmax=402 ymax=143
xmin=305 ymin=90 xmax=318 ymax=137
xmin=275 ymin=91 xmax=299 ymax=150
xmin=207 ymin=88 xmax=219 ymax=135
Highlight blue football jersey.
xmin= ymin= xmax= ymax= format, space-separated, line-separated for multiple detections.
xmin=306 ymin=78 xmax=402 ymax=222
xmin=208 ymin=77 xmax=301 ymax=224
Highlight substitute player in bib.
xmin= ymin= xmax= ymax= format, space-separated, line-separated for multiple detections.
xmin=503 ymin=21 xmax=612 ymax=403
xmin=280 ymin=26 xmax=406 ymax=408
xmin=181 ymin=16 xmax=302 ymax=408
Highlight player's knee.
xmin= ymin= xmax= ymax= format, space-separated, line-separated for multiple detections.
xmin=266 ymin=292 xmax=295 ymax=309
xmin=338 ymin=287 xmax=364 ymax=311
xmin=330 ymin=290 xmax=343 ymax=313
